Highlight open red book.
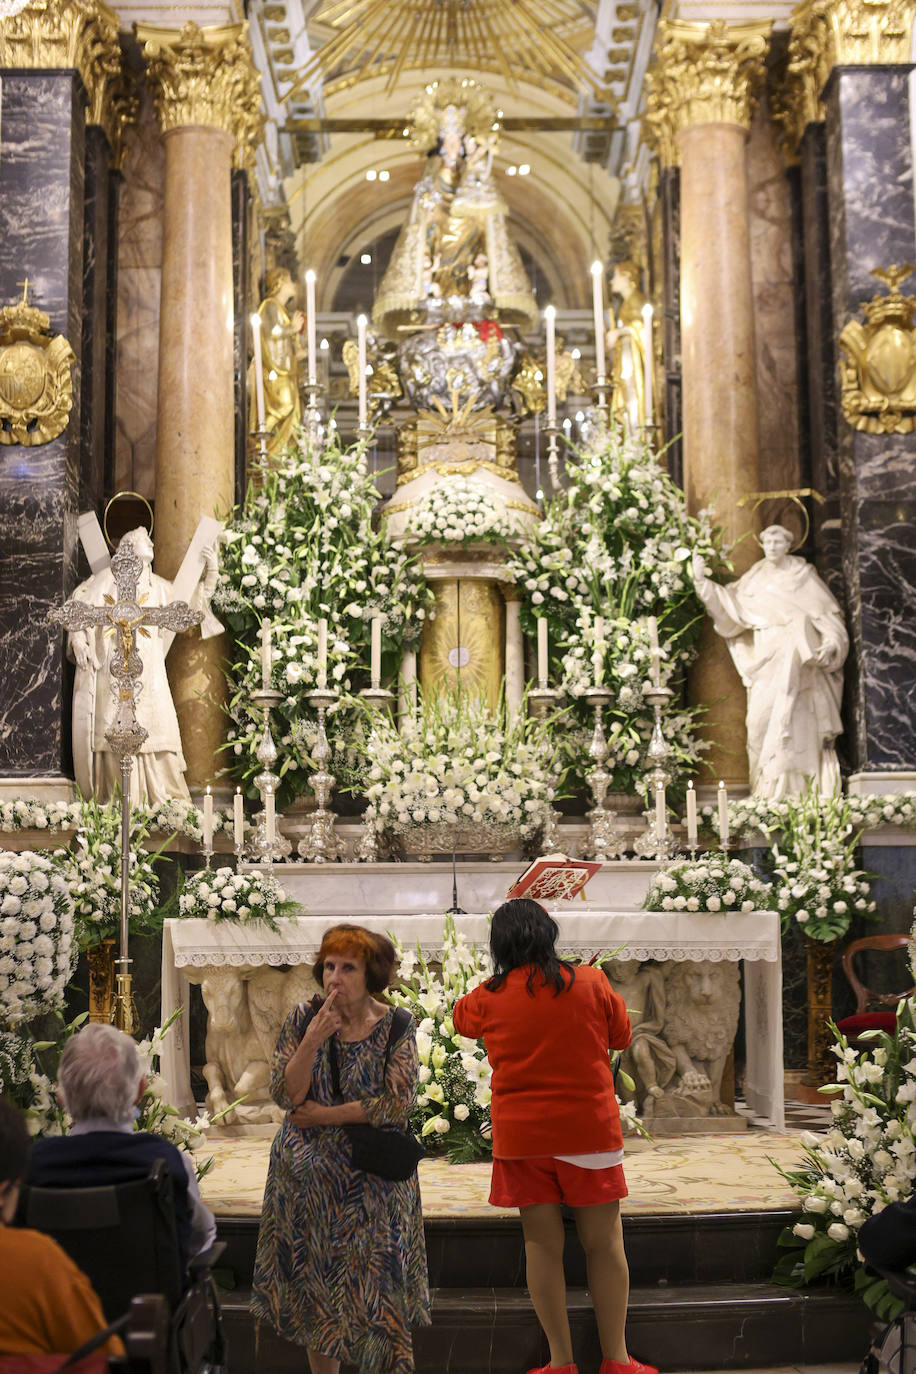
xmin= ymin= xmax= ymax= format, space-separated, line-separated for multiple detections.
xmin=505 ymin=853 xmax=602 ymax=903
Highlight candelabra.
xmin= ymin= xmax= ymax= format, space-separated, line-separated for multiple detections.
xmin=353 ymin=685 xmax=395 ymax=862
xmin=582 ymin=685 xmax=626 ymax=861
xmin=302 ymin=381 xmax=324 ymax=451
xmin=297 ymin=686 xmax=345 ymax=863
xmin=249 ymin=688 xmax=292 ymax=863
xmin=634 ymin=682 xmax=678 ymax=861
xmin=529 ymin=685 xmax=564 ymax=852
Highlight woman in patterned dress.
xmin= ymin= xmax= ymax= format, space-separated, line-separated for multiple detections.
xmin=251 ymin=925 xmax=430 ymax=1374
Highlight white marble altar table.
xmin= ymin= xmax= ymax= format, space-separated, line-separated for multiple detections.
xmin=159 ymin=910 xmax=783 ymax=1129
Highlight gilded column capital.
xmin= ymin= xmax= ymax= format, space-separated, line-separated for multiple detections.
xmin=137 ymin=21 xmax=264 ymax=170
xmin=0 ymin=0 xmax=133 ymax=159
xmin=778 ymin=0 xmax=916 ymax=152
xmin=644 ymin=19 xmax=772 ymax=168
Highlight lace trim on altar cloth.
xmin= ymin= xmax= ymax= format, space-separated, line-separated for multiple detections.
xmin=172 ymin=943 xmax=777 ymax=968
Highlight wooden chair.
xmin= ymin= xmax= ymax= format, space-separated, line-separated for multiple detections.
xmin=836 ymin=934 xmax=914 ymax=1043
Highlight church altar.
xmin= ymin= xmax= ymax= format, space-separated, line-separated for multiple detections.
xmin=158 ymin=907 xmax=784 ymax=1130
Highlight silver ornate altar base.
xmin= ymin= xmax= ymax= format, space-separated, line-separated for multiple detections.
xmin=159 ymin=907 xmax=783 ymax=1131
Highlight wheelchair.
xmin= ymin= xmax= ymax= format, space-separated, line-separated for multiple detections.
xmin=860 ymin=1268 xmax=916 ymax=1374
xmin=14 ymin=1160 xmax=225 ymax=1374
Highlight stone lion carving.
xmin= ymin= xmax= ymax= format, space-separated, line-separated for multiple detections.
xmin=660 ymin=960 xmax=741 ymax=1118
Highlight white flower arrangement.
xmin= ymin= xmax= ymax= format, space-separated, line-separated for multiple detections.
xmin=388 ymin=915 xmax=494 ymax=1162
xmin=215 ymin=434 xmax=433 ymax=808
xmin=773 ymin=998 xmax=916 ymax=1322
xmin=135 ymin=1011 xmax=225 ymax=1180
xmin=0 ymin=852 xmax=76 ymax=1025
xmin=359 ymin=692 xmax=559 ymax=841
xmin=403 ymin=477 xmax=514 ymax=547
xmin=506 ymin=424 xmax=723 ymax=795
xmin=699 ymin=791 xmax=916 ymax=841
xmin=644 ymin=855 xmax=772 ymax=913
xmin=54 ymin=797 xmax=163 ymax=949
xmin=769 ymin=791 xmax=875 ymax=944
xmin=0 ymin=796 xmax=231 ymax=841
xmin=176 ymin=865 xmax=299 ymax=930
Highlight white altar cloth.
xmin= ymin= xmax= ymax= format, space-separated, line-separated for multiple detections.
xmin=160 ymin=910 xmax=783 ymax=1129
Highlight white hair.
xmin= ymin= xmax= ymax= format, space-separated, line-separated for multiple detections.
xmin=58 ymin=1023 xmax=143 ymax=1124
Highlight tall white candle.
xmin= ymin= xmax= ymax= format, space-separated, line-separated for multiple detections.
xmin=647 ymin=615 xmax=661 ymax=685
xmin=305 ymin=268 xmax=317 ymax=387
xmin=717 ymin=780 xmax=729 ymax=846
xmin=686 ymin=780 xmax=698 ymax=847
xmin=655 ymin=782 xmax=666 ymax=846
xmin=357 ymin=313 xmax=368 ymax=430
xmin=544 ymin=304 xmax=557 ymax=429
xmin=642 ymin=302 xmax=654 ymax=426
xmin=260 ymin=619 xmax=271 ymax=690
xmin=317 ymin=617 xmax=328 ymax=689
xmin=265 ymin=787 xmax=275 ymax=845
xmin=537 ymin=617 xmax=549 ymax=686
xmin=370 ymin=613 xmax=382 ymax=688
xmin=203 ymin=785 xmax=213 ymax=848
xmin=591 ymin=261 xmax=607 ymax=381
xmin=233 ymin=786 xmax=244 ymax=849
xmin=250 ymin=313 xmax=267 ymax=432
xmin=592 ymin=614 xmax=604 ymax=685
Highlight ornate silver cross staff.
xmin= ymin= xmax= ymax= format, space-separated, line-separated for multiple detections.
xmin=52 ymin=537 xmax=202 ymax=1032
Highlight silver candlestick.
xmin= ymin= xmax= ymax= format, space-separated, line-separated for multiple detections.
xmin=249 ymin=687 xmax=291 ymax=863
xmin=298 ymin=686 xmax=345 ymax=862
xmin=544 ymin=422 xmax=561 ymax=492
xmin=528 ymin=685 xmax=564 ymax=852
xmin=638 ymin=682 xmax=677 ymax=860
xmin=582 ymin=685 xmax=626 ymax=861
xmin=302 ymin=381 xmax=324 ymax=450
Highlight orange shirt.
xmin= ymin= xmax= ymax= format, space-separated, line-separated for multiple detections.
xmin=0 ymin=1228 xmax=122 ymax=1357
xmin=453 ymin=963 xmax=632 ymax=1159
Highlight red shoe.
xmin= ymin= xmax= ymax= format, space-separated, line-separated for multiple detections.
xmin=599 ymin=1360 xmax=659 ymax=1374
xmin=527 ymin=1365 xmax=579 ymax=1374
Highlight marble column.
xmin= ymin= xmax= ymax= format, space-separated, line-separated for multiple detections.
xmin=658 ymin=166 xmax=683 ymax=489
xmin=645 ymin=20 xmax=771 ymax=787
xmin=138 ymin=22 xmax=262 ymax=792
xmin=502 ymin=589 xmax=524 ymax=720
xmin=783 ymin=0 xmax=916 ymax=787
xmin=0 ymin=3 xmax=124 ymax=787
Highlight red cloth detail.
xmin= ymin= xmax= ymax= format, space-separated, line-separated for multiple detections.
xmin=452 ymin=964 xmax=631 ymax=1158
xmin=474 ymin=319 xmax=503 ymax=342
xmin=490 ymin=1156 xmax=627 ymax=1208
xmin=836 ymin=1012 xmax=899 ymax=1035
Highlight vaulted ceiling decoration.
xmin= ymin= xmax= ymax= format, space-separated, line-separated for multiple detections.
xmin=284 ymin=0 xmax=611 ymax=105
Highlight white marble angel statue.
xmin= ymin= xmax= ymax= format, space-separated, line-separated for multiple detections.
xmin=692 ymin=525 xmax=849 ymax=798
xmin=67 ymin=527 xmax=220 ymax=806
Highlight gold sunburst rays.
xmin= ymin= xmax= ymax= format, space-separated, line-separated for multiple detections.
xmin=284 ymin=0 xmax=608 ymax=103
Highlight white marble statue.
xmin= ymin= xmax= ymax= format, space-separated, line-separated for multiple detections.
xmin=67 ymin=526 xmax=219 ymax=806
xmin=692 ymin=525 xmax=849 ymax=799
xmin=604 ymin=958 xmax=677 ymax=1120
xmin=186 ymin=966 xmax=283 ymax=1127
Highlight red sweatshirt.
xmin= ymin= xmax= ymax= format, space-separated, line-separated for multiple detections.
xmin=453 ymin=963 xmax=632 ymax=1158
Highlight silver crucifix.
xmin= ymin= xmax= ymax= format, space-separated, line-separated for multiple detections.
xmin=52 ymin=535 xmax=203 ymax=1032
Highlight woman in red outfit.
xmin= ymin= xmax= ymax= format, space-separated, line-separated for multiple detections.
xmin=452 ymin=899 xmax=657 ymax=1374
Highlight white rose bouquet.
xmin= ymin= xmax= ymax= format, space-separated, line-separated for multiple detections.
xmin=358 ymin=691 xmax=559 ymax=843
xmin=773 ymin=997 xmax=916 ymax=1322
xmin=388 ymin=916 xmax=494 ymax=1162
xmin=770 ymin=790 xmax=875 ymax=943
xmin=403 ymin=477 xmax=514 ymax=547
xmin=55 ymin=796 xmax=163 ymax=949
xmin=644 ymin=855 xmax=772 ymax=913
xmin=176 ymin=865 xmax=299 ymax=931
xmin=0 ymin=851 xmax=76 ymax=1025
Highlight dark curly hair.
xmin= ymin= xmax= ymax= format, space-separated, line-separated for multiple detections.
xmin=487 ymin=898 xmax=576 ymax=996
xmin=313 ymin=924 xmax=396 ymax=995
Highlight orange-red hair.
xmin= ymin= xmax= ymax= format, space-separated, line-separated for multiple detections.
xmin=313 ymin=924 xmax=396 ymax=994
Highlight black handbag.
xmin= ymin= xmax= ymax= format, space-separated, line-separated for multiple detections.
xmin=328 ymin=1005 xmax=426 ymax=1182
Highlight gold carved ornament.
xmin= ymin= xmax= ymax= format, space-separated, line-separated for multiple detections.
xmin=778 ymin=0 xmax=916 ymax=153
xmin=0 ymin=282 xmax=75 ymax=447
xmin=0 ymin=0 xmax=133 ymax=161
xmin=644 ymin=19 xmax=771 ymax=169
xmin=137 ymin=21 xmax=264 ymax=171
xmin=838 ymin=265 xmax=916 ymax=434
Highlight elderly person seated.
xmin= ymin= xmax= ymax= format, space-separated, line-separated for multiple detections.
xmin=26 ymin=1023 xmax=216 ymax=1272
xmin=0 ymin=1095 xmax=123 ymax=1359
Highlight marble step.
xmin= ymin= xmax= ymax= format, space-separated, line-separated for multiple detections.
xmin=220 ymin=1282 xmax=873 ymax=1372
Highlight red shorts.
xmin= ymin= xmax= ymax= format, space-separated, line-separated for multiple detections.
xmin=489 ymin=1156 xmax=628 ymax=1208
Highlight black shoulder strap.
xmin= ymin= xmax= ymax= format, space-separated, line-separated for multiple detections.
xmin=328 ymin=1005 xmax=413 ymax=1098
